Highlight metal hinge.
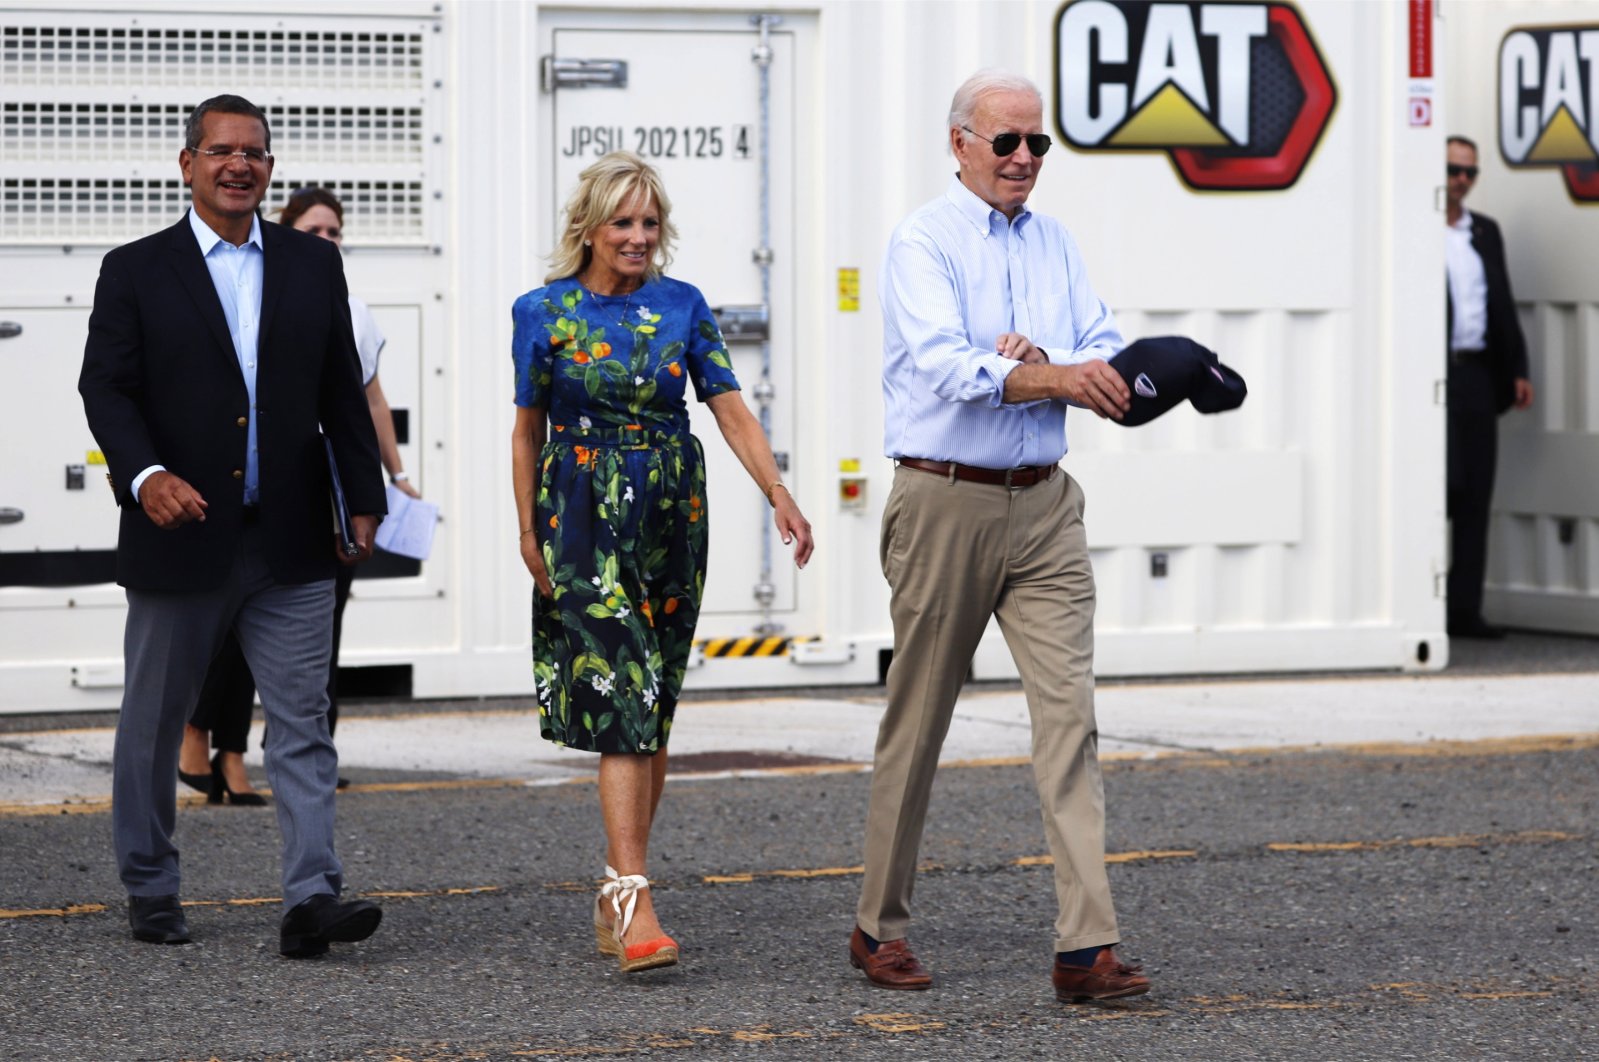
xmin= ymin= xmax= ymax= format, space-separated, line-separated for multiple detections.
xmin=541 ymin=57 xmax=628 ymax=93
xmin=712 ymin=304 xmax=770 ymax=343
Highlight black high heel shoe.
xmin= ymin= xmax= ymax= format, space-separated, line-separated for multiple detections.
xmin=178 ymin=765 xmax=212 ymax=795
xmin=209 ymin=751 xmax=268 ymax=806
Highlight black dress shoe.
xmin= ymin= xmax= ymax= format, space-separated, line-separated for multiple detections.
xmin=129 ymin=894 xmax=191 ymax=944
xmin=1448 ymin=616 xmax=1507 ymax=640
xmin=280 ymin=893 xmax=383 ymax=958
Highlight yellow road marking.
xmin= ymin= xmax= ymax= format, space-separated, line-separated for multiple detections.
xmin=1268 ymin=829 xmax=1581 ymax=854
xmin=702 ymin=863 xmax=936 ymax=885
xmin=1014 ymin=849 xmax=1198 ymax=867
xmin=2 ymin=885 xmax=503 ymax=921
xmin=11 ymin=825 xmax=1584 ymax=921
xmin=853 ymin=1013 xmax=947 ymax=1034
xmin=0 ymin=903 xmax=106 ymax=919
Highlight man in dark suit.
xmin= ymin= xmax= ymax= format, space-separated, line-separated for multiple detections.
xmin=78 ymin=94 xmax=388 ymax=956
xmin=1444 ymin=135 xmax=1534 ymax=639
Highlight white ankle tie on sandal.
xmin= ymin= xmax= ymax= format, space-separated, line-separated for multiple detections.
xmin=599 ymin=863 xmax=651 ymax=938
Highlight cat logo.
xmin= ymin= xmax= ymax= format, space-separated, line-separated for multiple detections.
xmin=1499 ymin=25 xmax=1599 ymax=202
xmin=1054 ymin=0 xmax=1337 ymax=192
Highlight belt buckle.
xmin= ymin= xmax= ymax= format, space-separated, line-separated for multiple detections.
xmin=1005 ymin=467 xmax=1019 ymax=489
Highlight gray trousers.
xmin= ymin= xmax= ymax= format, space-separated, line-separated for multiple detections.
xmin=857 ymin=466 xmax=1120 ymax=953
xmin=114 ymin=522 xmax=342 ymax=909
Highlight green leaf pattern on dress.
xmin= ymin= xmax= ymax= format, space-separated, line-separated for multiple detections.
xmin=512 ymin=276 xmax=738 ymax=754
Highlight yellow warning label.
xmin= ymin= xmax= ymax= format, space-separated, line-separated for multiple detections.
xmin=837 ymin=268 xmax=860 ymax=312
xmin=86 ymin=450 xmax=107 ymax=466
xmin=839 ymin=458 xmax=861 ymax=473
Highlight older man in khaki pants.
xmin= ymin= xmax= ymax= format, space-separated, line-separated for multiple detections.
xmin=850 ymin=69 xmax=1150 ymax=1003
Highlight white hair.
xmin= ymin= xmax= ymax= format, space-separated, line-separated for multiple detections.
xmin=948 ymin=68 xmax=1043 ymax=131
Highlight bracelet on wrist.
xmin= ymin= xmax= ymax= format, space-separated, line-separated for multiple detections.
xmin=390 ymin=471 xmax=409 ymax=484
xmin=519 ymin=527 xmax=535 ymax=538
xmin=765 ymin=480 xmax=790 ymax=506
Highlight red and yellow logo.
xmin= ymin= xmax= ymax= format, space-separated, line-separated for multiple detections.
xmin=1054 ymin=1 xmax=1337 ymax=192
xmin=1499 ymin=25 xmax=1599 ymax=202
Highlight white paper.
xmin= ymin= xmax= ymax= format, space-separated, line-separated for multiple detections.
xmin=374 ymin=485 xmax=438 ymax=561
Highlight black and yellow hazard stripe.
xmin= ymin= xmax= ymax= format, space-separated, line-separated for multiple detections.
xmin=696 ymin=635 xmax=814 ymax=658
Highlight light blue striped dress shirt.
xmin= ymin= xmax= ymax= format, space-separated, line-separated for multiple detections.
xmin=190 ymin=209 xmax=265 ymax=503
xmin=880 ymin=175 xmax=1123 ymax=467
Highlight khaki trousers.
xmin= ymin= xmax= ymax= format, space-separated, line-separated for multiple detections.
xmin=856 ymin=465 xmax=1120 ymax=953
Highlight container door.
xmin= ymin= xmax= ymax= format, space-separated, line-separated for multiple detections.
xmin=0 ymin=306 xmax=116 ymax=585
xmin=541 ymin=14 xmax=811 ymax=638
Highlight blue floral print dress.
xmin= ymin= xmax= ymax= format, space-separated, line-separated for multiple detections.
xmin=512 ymin=276 xmax=740 ymax=754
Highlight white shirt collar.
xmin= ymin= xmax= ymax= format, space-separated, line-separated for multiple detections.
xmin=945 ymin=174 xmax=1031 ymax=235
xmin=188 ymin=208 xmax=263 ymax=255
xmin=1448 ymin=206 xmax=1474 ymax=233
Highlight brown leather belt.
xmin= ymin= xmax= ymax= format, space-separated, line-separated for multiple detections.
xmin=897 ymin=458 xmax=1058 ymax=488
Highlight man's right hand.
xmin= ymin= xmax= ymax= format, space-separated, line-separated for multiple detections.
xmin=1060 ymin=359 xmax=1132 ymax=420
xmin=138 ymin=471 xmax=208 ymax=529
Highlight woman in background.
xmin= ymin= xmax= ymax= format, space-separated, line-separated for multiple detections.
xmin=178 ymin=188 xmax=418 ymax=798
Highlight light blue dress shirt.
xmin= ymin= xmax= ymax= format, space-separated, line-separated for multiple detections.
xmin=880 ymin=175 xmax=1123 ymax=468
xmin=131 ymin=211 xmax=265 ymax=504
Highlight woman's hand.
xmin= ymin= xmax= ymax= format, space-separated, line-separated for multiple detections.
xmin=773 ymin=490 xmax=814 ymax=569
xmin=521 ymin=531 xmax=554 ymax=598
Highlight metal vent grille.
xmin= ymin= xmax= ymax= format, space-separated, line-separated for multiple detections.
xmin=0 ymin=25 xmax=425 ymax=91
xmin=1 ymin=102 xmax=425 ymax=166
xmin=2 ymin=176 xmax=191 ymax=241
xmin=2 ymin=175 xmax=427 ymax=243
xmin=0 ymin=12 xmax=439 ymax=246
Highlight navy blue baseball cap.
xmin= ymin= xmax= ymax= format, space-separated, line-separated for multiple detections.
xmin=1108 ymin=336 xmax=1248 ymax=427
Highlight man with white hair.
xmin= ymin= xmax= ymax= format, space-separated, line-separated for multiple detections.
xmin=850 ymin=69 xmax=1149 ymax=1002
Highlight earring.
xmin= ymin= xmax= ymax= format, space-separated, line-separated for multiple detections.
xmin=583 ymin=239 xmax=592 ymax=246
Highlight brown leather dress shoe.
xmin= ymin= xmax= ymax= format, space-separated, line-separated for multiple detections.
xmin=1052 ymin=947 xmax=1150 ymax=1002
xmin=849 ymin=926 xmax=932 ymax=990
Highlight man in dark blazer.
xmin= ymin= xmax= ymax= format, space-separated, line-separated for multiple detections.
xmin=78 ymin=94 xmax=388 ymax=956
xmin=1443 ymin=135 xmax=1534 ymax=639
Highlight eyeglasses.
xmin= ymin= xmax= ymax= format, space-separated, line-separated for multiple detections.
xmin=191 ymin=146 xmax=273 ymax=165
xmin=1447 ymin=163 xmax=1479 ymax=179
xmin=963 ymin=126 xmax=1052 ymax=158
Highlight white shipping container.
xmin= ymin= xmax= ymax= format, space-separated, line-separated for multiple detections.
xmin=1445 ymin=1 xmax=1599 ymax=636
xmin=2 ymin=0 xmax=1549 ymax=714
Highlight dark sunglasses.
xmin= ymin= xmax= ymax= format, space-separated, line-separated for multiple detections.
xmin=963 ymin=125 xmax=1052 ymax=158
xmin=1447 ymin=164 xmax=1479 ymax=179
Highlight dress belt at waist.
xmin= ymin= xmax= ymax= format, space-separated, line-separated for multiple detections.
xmin=897 ymin=458 xmax=1058 ymax=488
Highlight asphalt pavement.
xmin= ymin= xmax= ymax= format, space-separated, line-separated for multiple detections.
xmin=1 ymin=631 xmax=1596 ymax=1060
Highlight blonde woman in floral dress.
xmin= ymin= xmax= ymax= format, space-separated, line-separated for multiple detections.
xmin=510 ymin=152 xmax=813 ymax=973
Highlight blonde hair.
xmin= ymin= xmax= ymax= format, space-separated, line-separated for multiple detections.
xmin=545 ymin=151 xmax=677 ymax=284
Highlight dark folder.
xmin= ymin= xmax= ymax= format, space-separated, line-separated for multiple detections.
xmin=322 ymin=433 xmax=361 ymax=558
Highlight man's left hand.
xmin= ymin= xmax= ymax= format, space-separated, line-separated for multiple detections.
xmin=1513 ymin=377 xmax=1534 ymax=410
xmin=339 ymin=514 xmax=379 ymax=565
xmin=996 ymin=332 xmax=1045 ymax=364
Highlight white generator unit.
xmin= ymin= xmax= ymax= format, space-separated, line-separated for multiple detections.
xmin=1 ymin=0 xmax=1589 ymax=714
